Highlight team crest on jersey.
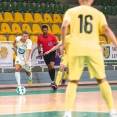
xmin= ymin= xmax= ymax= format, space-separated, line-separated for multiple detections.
xmin=48 ymin=42 xmax=52 ymax=46
xmin=103 ymin=46 xmax=110 ymax=59
xmin=18 ymin=48 xmax=25 ymax=54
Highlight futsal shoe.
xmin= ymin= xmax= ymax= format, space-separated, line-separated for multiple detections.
xmin=28 ymin=79 xmax=33 ymax=86
xmin=63 ymin=113 xmax=71 ymax=117
xmin=51 ymin=82 xmax=58 ymax=91
xmin=61 ymin=79 xmax=66 ymax=85
xmin=110 ymin=112 xmax=117 ymax=117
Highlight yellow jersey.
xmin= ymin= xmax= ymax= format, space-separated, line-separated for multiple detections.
xmin=63 ymin=5 xmax=107 ymax=56
xmin=60 ymin=35 xmax=70 ymax=55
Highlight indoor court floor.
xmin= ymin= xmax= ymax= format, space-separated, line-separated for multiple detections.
xmin=0 ymin=85 xmax=117 ymax=117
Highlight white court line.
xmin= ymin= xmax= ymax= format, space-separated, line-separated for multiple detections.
xmin=0 ymin=110 xmax=109 ymax=116
xmin=0 ymin=90 xmax=102 ymax=98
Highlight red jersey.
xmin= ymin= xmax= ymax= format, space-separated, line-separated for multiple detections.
xmin=37 ymin=34 xmax=57 ymax=52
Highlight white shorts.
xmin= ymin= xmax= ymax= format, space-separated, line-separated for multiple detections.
xmin=15 ymin=56 xmax=31 ymax=72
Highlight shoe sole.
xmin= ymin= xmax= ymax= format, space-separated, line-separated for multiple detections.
xmin=28 ymin=80 xmax=33 ymax=86
xmin=51 ymin=85 xmax=58 ymax=91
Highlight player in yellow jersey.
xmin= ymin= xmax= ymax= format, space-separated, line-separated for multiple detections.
xmin=44 ymin=35 xmax=70 ymax=89
xmin=61 ymin=0 xmax=117 ymax=117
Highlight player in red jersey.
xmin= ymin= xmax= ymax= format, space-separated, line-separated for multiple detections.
xmin=37 ymin=25 xmax=59 ymax=90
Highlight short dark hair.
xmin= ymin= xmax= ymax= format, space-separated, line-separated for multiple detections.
xmin=22 ymin=30 xmax=29 ymax=35
xmin=42 ymin=25 xmax=48 ymax=29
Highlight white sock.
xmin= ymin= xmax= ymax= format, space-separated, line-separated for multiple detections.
xmin=110 ymin=109 xmax=116 ymax=114
xmin=64 ymin=111 xmax=71 ymax=116
xmin=15 ymin=72 xmax=21 ymax=86
xmin=29 ymin=72 xmax=32 ymax=80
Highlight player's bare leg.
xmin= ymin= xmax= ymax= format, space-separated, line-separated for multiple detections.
xmin=63 ymin=80 xmax=78 ymax=117
xmin=96 ymin=78 xmax=117 ymax=117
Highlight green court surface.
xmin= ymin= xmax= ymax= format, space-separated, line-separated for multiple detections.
xmin=0 ymin=87 xmax=116 ymax=117
xmin=0 ymin=87 xmax=117 ymax=97
xmin=0 ymin=111 xmax=109 ymax=117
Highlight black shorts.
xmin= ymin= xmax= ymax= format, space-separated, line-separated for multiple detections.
xmin=43 ymin=51 xmax=56 ymax=65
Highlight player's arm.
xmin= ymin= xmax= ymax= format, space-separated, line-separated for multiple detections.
xmin=102 ymin=25 xmax=117 ymax=47
xmin=37 ymin=37 xmax=43 ymax=56
xmin=61 ymin=10 xmax=70 ymax=51
xmin=99 ymin=13 xmax=117 ymax=47
xmin=12 ymin=39 xmax=17 ymax=54
xmin=25 ymin=50 xmax=31 ymax=62
xmin=44 ymin=43 xmax=62 ymax=55
xmin=25 ymin=41 xmax=32 ymax=62
xmin=13 ymin=40 xmax=16 ymax=47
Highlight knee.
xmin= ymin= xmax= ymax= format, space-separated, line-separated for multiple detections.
xmin=15 ymin=65 xmax=21 ymax=72
xmin=48 ymin=66 xmax=51 ymax=71
xmin=50 ymin=65 xmax=54 ymax=69
xmin=49 ymin=65 xmax=54 ymax=70
xmin=59 ymin=65 xmax=65 ymax=72
xmin=96 ymin=78 xmax=107 ymax=84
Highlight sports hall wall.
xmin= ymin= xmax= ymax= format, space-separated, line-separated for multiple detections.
xmin=0 ymin=0 xmax=117 ymax=85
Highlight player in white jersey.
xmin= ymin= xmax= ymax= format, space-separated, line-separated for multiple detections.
xmin=13 ymin=31 xmax=33 ymax=89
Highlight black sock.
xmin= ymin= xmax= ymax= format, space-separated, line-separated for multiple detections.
xmin=49 ymin=70 xmax=52 ymax=81
xmin=48 ymin=69 xmax=55 ymax=81
xmin=50 ymin=69 xmax=55 ymax=81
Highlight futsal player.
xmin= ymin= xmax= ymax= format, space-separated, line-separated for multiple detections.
xmin=61 ymin=0 xmax=117 ymax=117
xmin=13 ymin=31 xmax=33 ymax=91
xmin=44 ymin=35 xmax=70 ymax=88
xmin=37 ymin=25 xmax=59 ymax=90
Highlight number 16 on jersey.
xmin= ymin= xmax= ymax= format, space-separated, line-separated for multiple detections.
xmin=78 ymin=14 xmax=93 ymax=34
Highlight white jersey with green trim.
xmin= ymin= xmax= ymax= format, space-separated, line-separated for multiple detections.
xmin=16 ymin=36 xmax=32 ymax=61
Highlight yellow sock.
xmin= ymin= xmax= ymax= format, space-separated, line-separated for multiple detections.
xmin=99 ymin=81 xmax=115 ymax=110
xmin=55 ymin=71 xmax=62 ymax=86
xmin=63 ymin=72 xmax=68 ymax=80
xmin=66 ymin=82 xmax=77 ymax=110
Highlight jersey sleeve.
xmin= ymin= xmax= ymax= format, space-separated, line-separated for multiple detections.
xmin=53 ymin=35 xmax=57 ymax=43
xmin=99 ymin=13 xmax=108 ymax=34
xmin=37 ymin=36 xmax=41 ymax=45
xmin=63 ymin=10 xmax=71 ymax=23
xmin=27 ymin=40 xmax=32 ymax=50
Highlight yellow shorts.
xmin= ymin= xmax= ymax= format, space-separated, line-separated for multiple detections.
xmin=60 ymin=54 xmax=68 ymax=66
xmin=68 ymin=54 xmax=106 ymax=81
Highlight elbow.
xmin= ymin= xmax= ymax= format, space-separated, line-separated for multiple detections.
xmin=102 ymin=25 xmax=110 ymax=33
xmin=61 ymin=25 xmax=66 ymax=31
xmin=61 ymin=21 xmax=68 ymax=30
xmin=104 ymin=28 xmax=110 ymax=33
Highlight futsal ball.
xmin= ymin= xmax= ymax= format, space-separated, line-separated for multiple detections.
xmin=16 ymin=86 xmax=26 ymax=95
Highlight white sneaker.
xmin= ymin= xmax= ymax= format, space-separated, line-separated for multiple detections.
xmin=63 ymin=112 xmax=72 ymax=117
xmin=110 ymin=112 xmax=117 ymax=117
xmin=63 ymin=114 xmax=71 ymax=117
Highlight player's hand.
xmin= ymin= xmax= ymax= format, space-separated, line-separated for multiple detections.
xmin=44 ymin=51 xmax=50 ymax=56
xmin=12 ymin=47 xmax=17 ymax=54
xmin=39 ymin=53 xmax=43 ymax=56
xmin=56 ymin=52 xmax=60 ymax=57
xmin=25 ymin=61 xmax=28 ymax=67
xmin=61 ymin=45 xmax=65 ymax=55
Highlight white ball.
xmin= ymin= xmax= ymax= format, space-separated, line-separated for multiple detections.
xmin=16 ymin=86 xmax=26 ymax=95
